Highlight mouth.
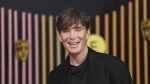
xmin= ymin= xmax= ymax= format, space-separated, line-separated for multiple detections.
xmin=68 ymin=42 xmax=79 ymax=45
xmin=68 ymin=42 xmax=80 ymax=48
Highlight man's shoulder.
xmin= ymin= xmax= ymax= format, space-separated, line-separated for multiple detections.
xmin=90 ymin=50 xmax=127 ymax=71
xmin=89 ymin=48 xmax=124 ymax=65
xmin=49 ymin=62 xmax=65 ymax=75
xmin=48 ymin=62 xmax=66 ymax=83
xmin=48 ymin=60 xmax=68 ymax=81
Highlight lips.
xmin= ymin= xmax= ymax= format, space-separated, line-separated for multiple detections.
xmin=68 ymin=42 xmax=79 ymax=48
xmin=68 ymin=42 xmax=79 ymax=45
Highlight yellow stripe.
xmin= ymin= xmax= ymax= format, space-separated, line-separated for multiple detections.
xmin=143 ymin=0 xmax=148 ymax=84
xmin=56 ymin=16 xmax=61 ymax=66
xmin=95 ymin=15 xmax=100 ymax=35
xmin=49 ymin=15 xmax=54 ymax=72
xmin=65 ymin=50 xmax=68 ymax=58
xmin=128 ymin=1 xmax=133 ymax=80
xmin=120 ymin=5 xmax=125 ymax=62
xmin=104 ymin=14 xmax=109 ymax=54
xmin=56 ymin=31 xmax=61 ymax=65
xmin=112 ymin=11 xmax=117 ymax=56
xmin=41 ymin=15 xmax=46 ymax=84
xmin=135 ymin=0 xmax=140 ymax=84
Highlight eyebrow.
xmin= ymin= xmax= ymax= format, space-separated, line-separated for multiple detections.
xmin=72 ymin=25 xmax=83 ymax=28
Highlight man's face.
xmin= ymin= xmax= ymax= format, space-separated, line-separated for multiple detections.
xmin=59 ymin=23 xmax=90 ymax=55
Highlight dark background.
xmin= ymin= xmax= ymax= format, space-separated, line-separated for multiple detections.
xmin=0 ymin=0 xmax=150 ymax=84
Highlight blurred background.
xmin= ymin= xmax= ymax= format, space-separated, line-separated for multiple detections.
xmin=0 ymin=0 xmax=149 ymax=84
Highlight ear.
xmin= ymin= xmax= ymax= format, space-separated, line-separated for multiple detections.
xmin=86 ymin=28 xmax=90 ymax=40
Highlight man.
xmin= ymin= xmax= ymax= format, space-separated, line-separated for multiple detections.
xmin=48 ymin=8 xmax=132 ymax=84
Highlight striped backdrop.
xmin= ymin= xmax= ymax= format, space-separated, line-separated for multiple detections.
xmin=0 ymin=0 xmax=149 ymax=84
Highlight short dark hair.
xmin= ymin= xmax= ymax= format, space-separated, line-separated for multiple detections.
xmin=56 ymin=8 xmax=91 ymax=32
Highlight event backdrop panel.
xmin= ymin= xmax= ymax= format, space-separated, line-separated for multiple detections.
xmin=0 ymin=0 xmax=149 ymax=84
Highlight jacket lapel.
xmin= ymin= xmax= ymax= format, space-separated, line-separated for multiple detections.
xmin=59 ymin=48 xmax=102 ymax=84
xmin=56 ymin=56 xmax=70 ymax=84
xmin=88 ymin=48 xmax=102 ymax=84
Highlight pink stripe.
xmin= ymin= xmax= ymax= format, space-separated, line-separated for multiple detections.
xmin=14 ymin=10 xmax=19 ymax=84
xmin=8 ymin=9 xmax=12 ymax=84
xmin=34 ymin=14 xmax=39 ymax=84
xmin=28 ymin=13 xmax=32 ymax=84
xmin=1 ymin=7 xmax=5 ymax=84
xmin=22 ymin=12 xmax=26 ymax=84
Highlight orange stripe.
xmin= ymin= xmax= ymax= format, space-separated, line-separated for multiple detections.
xmin=128 ymin=1 xmax=133 ymax=80
xmin=112 ymin=11 xmax=117 ymax=56
xmin=143 ymin=0 xmax=148 ymax=84
xmin=120 ymin=5 xmax=125 ymax=62
xmin=95 ymin=15 xmax=100 ymax=35
xmin=104 ymin=14 xmax=109 ymax=54
xmin=135 ymin=0 xmax=140 ymax=84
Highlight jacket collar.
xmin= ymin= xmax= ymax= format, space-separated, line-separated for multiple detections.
xmin=88 ymin=47 xmax=102 ymax=84
xmin=58 ymin=47 xmax=102 ymax=84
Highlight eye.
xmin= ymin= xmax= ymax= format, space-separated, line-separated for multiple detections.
xmin=76 ymin=29 xmax=80 ymax=32
xmin=75 ymin=28 xmax=82 ymax=32
xmin=61 ymin=29 xmax=69 ymax=33
xmin=63 ymin=30 xmax=68 ymax=33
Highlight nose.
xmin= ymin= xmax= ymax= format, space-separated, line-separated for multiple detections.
xmin=69 ymin=30 xmax=76 ymax=39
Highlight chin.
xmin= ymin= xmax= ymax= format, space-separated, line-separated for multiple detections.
xmin=68 ymin=50 xmax=80 ymax=55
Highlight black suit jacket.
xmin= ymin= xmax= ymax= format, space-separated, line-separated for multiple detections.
xmin=48 ymin=47 xmax=132 ymax=84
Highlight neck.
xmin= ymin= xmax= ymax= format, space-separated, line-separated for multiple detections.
xmin=69 ymin=46 xmax=88 ymax=66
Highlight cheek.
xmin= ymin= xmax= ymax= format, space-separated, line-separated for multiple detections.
xmin=61 ymin=36 xmax=68 ymax=42
xmin=78 ymin=34 xmax=86 ymax=41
